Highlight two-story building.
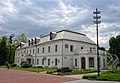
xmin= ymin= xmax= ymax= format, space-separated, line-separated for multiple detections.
xmin=15 ymin=30 xmax=107 ymax=69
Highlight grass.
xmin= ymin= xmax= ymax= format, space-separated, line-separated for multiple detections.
xmin=83 ymin=70 xmax=120 ymax=82
xmin=0 ymin=65 xmax=56 ymax=73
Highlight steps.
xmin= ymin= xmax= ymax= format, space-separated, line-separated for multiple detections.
xmin=107 ymin=52 xmax=119 ymax=69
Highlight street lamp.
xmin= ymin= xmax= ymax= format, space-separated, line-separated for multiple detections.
xmin=8 ymin=34 xmax=14 ymax=63
xmin=93 ymin=8 xmax=101 ymax=76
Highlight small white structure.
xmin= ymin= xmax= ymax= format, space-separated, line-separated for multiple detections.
xmin=15 ymin=30 xmax=107 ymax=69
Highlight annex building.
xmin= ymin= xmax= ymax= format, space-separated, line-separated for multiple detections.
xmin=15 ymin=30 xmax=107 ymax=69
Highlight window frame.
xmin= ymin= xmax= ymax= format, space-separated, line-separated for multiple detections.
xmin=70 ymin=45 xmax=73 ymax=52
xmin=89 ymin=57 xmax=94 ymax=67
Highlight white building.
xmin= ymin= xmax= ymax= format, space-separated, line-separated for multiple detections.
xmin=15 ymin=30 xmax=107 ymax=69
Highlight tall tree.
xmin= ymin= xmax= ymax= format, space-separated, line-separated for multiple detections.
xmin=0 ymin=36 xmax=8 ymax=65
xmin=109 ymin=35 xmax=120 ymax=59
xmin=14 ymin=33 xmax=27 ymax=47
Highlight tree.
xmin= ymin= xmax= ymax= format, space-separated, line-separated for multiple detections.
xmin=109 ymin=35 xmax=120 ymax=59
xmin=14 ymin=33 xmax=27 ymax=47
xmin=0 ymin=36 xmax=8 ymax=65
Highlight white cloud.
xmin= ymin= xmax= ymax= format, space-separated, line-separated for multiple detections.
xmin=0 ymin=0 xmax=120 ymax=49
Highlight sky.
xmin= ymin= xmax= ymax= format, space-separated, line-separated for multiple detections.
xmin=0 ymin=0 xmax=120 ymax=49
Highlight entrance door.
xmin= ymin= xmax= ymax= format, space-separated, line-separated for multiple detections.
xmin=27 ymin=58 xmax=31 ymax=64
xmin=81 ymin=57 xmax=86 ymax=69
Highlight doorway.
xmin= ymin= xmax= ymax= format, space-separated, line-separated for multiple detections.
xmin=81 ymin=57 xmax=86 ymax=69
xmin=27 ymin=58 xmax=31 ymax=64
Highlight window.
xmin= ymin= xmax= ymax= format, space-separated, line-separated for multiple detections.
xmin=75 ymin=59 xmax=77 ymax=66
xmin=18 ymin=59 xmax=19 ymax=63
xmin=42 ymin=47 xmax=44 ymax=53
xmin=55 ymin=45 xmax=57 ymax=52
xmin=32 ymin=59 xmax=34 ymax=64
xmin=89 ymin=57 xmax=94 ymax=67
xmin=90 ymin=47 xmax=92 ymax=53
xmin=37 ymin=59 xmax=39 ymax=65
xmin=48 ymin=46 xmax=50 ymax=52
xmin=81 ymin=47 xmax=83 ymax=49
xmin=27 ymin=50 xmax=28 ymax=54
xmin=65 ymin=44 xmax=68 ymax=48
xmin=18 ymin=52 xmax=19 ymax=56
xmin=30 ymin=49 xmax=31 ymax=54
xmin=37 ymin=48 xmax=39 ymax=54
xmin=55 ymin=58 xmax=57 ymax=66
xmin=70 ymin=45 xmax=73 ymax=52
xmin=33 ymin=49 xmax=35 ymax=54
xmin=42 ymin=58 xmax=44 ymax=65
xmin=48 ymin=59 xmax=50 ymax=66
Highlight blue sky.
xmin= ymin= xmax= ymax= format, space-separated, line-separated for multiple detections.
xmin=0 ymin=0 xmax=120 ymax=49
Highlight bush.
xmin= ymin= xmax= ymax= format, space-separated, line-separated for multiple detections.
xmin=37 ymin=66 xmax=43 ymax=68
xmin=11 ymin=63 xmax=17 ymax=67
xmin=83 ymin=75 xmax=97 ymax=79
xmin=57 ymin=67 xmax=72 ymax=72
xmin=20 ymin=61 xmax=32 ymax=68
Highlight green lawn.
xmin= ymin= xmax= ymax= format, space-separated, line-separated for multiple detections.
xmin=0 ymin=65 xmax=56 ymax=73
xmin=83 ymin=70 xmax=120 ymax=82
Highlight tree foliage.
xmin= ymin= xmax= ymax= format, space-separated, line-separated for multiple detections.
xmin=0 ymin=33 xmax=28 ymax=65
xmin=0 ymin=36 xmax=8 ymax=65
xmin=14 ymin=33 xmax=27 ymax=46
xmin=109 ymin=35 xmax=120 ymax=59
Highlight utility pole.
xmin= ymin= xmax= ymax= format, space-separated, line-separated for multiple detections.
xmin=93 ymin=8 xmax=101 ymax=76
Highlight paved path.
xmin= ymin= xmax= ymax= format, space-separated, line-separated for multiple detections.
xmin=0 ymin=68 xmax=79 ymax=83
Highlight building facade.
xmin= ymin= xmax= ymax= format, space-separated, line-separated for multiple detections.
xmin=15 ymin=30 xmax=107 ymax=69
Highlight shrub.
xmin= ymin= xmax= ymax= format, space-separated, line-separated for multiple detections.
xmin=11 ymin=63 xmax=17 ymax=67
xmin=20 ymin=61 xmax=32 ymax=68
xmin=37 ymin=66 xmax=43 ymax=68
xmin=83 ymin=75 xmax=89 ymax=79
xmin=83 ymin=75 xmax=97 ymax=79
xmin=57 ymin=67 xmax=72 ymax=72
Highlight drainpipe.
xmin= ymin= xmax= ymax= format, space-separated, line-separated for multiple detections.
xmin=62 ymin=40 xmax=63 ymax=68
xmin=35 ymin=45 xmax=37 ymax=67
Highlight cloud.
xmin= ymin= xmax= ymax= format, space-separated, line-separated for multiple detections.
xmin=0 ymin=0 xmax=120 ymax=49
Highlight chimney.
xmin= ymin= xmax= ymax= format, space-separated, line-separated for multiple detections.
xmin=28 ymin=40 xmax=30 ymax=46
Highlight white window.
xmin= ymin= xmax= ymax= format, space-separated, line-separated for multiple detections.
xmin=37 ymin=48 xmax=39 ymax=54
xmin=55 ymin=58 xmax=57 ymax=66
xmin=37 ymin=59 xmax=39 ymax=65
xmin=32 ymin=59 xmax=34 ymax=64
xmin=55 ymin=45 xmax=57 ymax=52
xmin=48 ymin=46 xmax=50 ymax=52
xmin=42 ymin=47 xmax=44 ymax=53
xmin=42 ymin=58 xmax=44 ymax=65
xmin=27 ymin=50 xmax=28 ymax=54
xmin=90 ymin=47 xmax=92 ymax=53
xmin=18 ymin=59 xmax=19 ymax=63
xmin=89 ymin=57 xmax=94 ymax=67
xmin=30 ymin=50 xmax=31 ymax=54
xmin=70 ymin=45 xmax=73 ymax=52
xmin=48 ymin=59 xmax=50 ymax=66
xmin=75 ymin=59 xmax=77 ymax=66
xmin=33 ymin=49 xmax=35 ymax=54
